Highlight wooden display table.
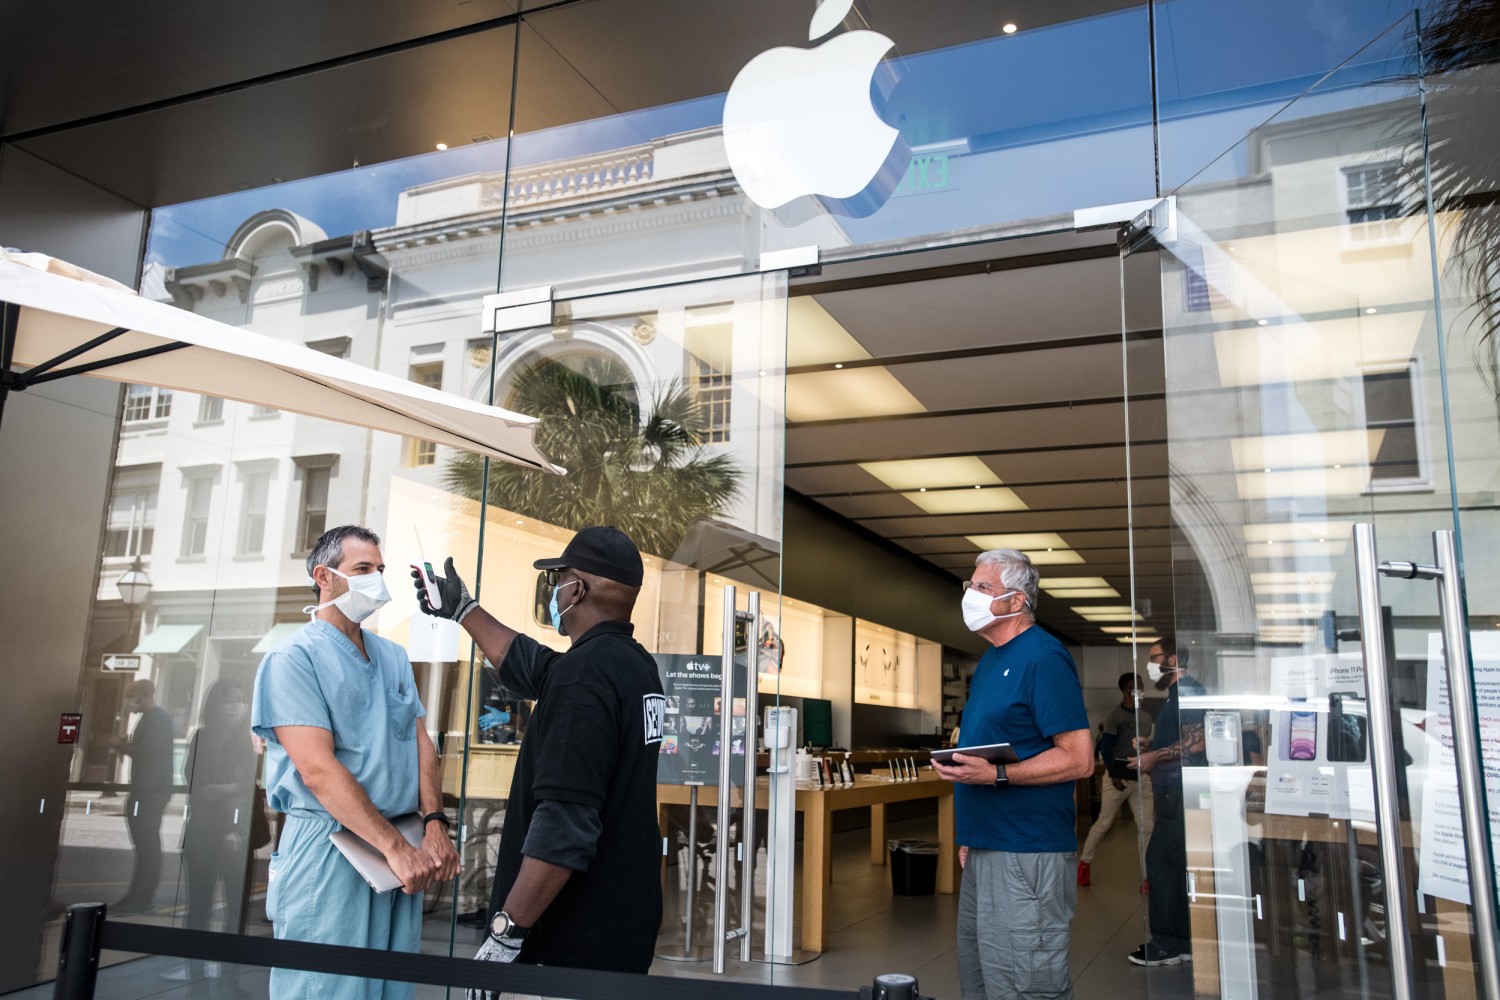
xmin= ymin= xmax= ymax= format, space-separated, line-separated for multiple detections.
xmin=657 ymin=772 xmax=956 ymax=954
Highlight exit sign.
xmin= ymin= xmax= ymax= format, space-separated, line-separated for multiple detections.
xmin=898 ymin=154 xmax=951 ymax=195
xmin=101 ymin=654 xmax=144 ymax=672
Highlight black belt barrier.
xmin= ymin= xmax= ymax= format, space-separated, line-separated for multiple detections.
xmin=54 ymin=904 xmax=927 ymax=1000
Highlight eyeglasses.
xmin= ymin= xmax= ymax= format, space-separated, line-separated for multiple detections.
xmin=962 ymin=580 xmax=1004 ymax=595
xmin=542 ymin=568 xmax=573 ymax=588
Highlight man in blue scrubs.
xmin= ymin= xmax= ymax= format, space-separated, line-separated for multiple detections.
xmin=933 ymin=548 xmax=1094 ymax=1000
xmin=253 ymin=525 xmax=460 ymax=999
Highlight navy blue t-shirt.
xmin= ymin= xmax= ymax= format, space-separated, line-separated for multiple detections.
xmin=955 ymin=627 xmax=1089 ymax=853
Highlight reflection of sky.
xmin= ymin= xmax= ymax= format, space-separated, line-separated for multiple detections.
xmin=147 ymin=1 xmax=1422 ymax=269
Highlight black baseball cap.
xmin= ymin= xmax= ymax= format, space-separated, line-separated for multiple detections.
xmin=534 ymin=525 xmax=643 ymax=587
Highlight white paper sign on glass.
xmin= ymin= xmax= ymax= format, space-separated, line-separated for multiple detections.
xmin=1416 ymin=631 xmax=1500 ymax=905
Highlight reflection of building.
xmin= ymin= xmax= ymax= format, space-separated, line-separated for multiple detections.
xmin=86 ymin=128 xmax=818 ymax=757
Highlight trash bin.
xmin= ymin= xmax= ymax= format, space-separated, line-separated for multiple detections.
xmin=889 ymin=839 xmax=940 ymax=895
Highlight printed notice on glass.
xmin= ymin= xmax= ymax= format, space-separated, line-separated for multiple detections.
xmin=654 ymin=653 xmax=747 ymax=787
xmin=1416 ymin=631 xmax=1500 ymax=905
xmin=1263 ymin=652 xmax=1371 ymax=821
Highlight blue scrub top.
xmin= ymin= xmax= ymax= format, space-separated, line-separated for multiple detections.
xmin=955 ymin=626 xmax=1089 ymax=853
xmin=252 ymin=619 xmax=425 ymax=818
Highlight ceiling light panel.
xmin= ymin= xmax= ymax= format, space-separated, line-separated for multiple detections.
xmin=1230 ymin=430 xmax=1384 ymax=471
xmin=903 ymin=486 xmax=1028 ymax=514
xmin=860 ymin=456 xmax=1001 ymax=491
xmin=1077 ymin=611 xmax=1142 ymax=622
xmin=1116 ymin=635 xmax=1162 ymax=644
xmin=1244 ymin=522 xmax=1352 ymax=544
xmin=1212 ymin=312 xmax=1424 ymax=388
xmin=1039 ymin=577 xmax=1112 ymax=591
xmin=1024 ymin=549 xmax=1085 ymax=565
xmin=1249 ymin=541 xmax=1350 ymax=559
xmin=787 ymin=296 xmax=871 ymax=367
xmin=785 ymin=367 xmax=927 ymax=422
xmin=966 ymin=532 xmax=1071 ymax=551
xmin=1043 ymin=587 xmax=1121 ymax=599
xmin=1099 ymin=626 xmax=1139 ymax=634
xmin=1235 ymin=466 xmax=1373 ymax=500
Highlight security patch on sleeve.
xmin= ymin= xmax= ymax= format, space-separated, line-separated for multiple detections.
xmin=643 ymin=694 xmax=666 ymax=745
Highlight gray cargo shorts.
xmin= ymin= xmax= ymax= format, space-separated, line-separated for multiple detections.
xmin=957 ymin=848 xmax=1077 ymax=1000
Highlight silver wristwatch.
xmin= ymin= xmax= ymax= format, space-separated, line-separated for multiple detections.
xmin=490 ymin=910 xmax=530 ymax=941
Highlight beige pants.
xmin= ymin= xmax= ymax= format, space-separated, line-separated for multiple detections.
xmin=1079 ymin=777 xmax=1153 ymax=872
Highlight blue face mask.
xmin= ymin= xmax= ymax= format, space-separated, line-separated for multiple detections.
xmin=548 ymin=579 xmax=582 ymax=632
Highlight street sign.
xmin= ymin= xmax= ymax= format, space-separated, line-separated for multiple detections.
xmin=101 ymin=654 xmax=144 ymax=672
xmin=58 ymin=713 xmax=82 ymax=744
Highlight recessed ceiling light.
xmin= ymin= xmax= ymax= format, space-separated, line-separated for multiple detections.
xmin=758 ymin=370 xmax=767 ymax=376
xmin=1002 ymin=22 xmax=1018 ymax=33
xmin=1366 ymin=307 xmax=1378 ymax=314
xmin=436 ymin=143 xmax=448 ymax=151
xmin=862 ymin=457 xmax=1001 ymax=492
xmin=1257 ymin=319 xmax=1269 ymax=326
xmin=834 ymin=363 xmax=844 ymax=369
xmin=919 ymin=487 xmax=927 ymax=492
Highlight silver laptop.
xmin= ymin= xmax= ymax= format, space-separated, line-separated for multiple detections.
xmin=329 ymin=813 xmax=427 ymax=893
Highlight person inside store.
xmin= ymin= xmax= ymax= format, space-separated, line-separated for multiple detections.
xmin=932 ymin=548 xmax=1094 ymax=1000
xmin=114 ymin=678 xmax=175 ymax=914
xmin=413 ymin=525 xmax=665 ymax=991
xmin=1077 ymin=672 xmax=1154 ymax=890
xmin=251 ymin=525 xmax=459 ymax=1000
xmin=166 ymin=677 xmax=262 ymax=982
xmin=1126 ymin=635 xmax=1205 ymax=967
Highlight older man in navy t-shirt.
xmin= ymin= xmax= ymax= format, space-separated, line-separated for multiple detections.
xmin=934 ymin=549 xmax=1093 ymax=1000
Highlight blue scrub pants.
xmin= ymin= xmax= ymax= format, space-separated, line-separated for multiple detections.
xmin=268 ymin=812 xmax=423 ymax=1000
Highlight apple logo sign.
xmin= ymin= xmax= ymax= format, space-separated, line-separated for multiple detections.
xmin=723 ymin=0 xmax=909 ymax=217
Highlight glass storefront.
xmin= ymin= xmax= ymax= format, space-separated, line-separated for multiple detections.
xmin=4 ymin=1 xmax=1499 ymax=998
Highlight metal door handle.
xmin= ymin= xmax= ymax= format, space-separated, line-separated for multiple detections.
xmin=740 ymin=591 xmax=761 ymax=963
xmin=713 ymin=587 xmax=737 ymax=973
xmin=1431 ymin=530 xmax=1500 ymax=1000
xmin=1352 ymin=524 xmax=1416 ymax=1000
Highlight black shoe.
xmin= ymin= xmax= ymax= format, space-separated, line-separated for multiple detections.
xmin=1128 ymin=943 xmax=1185 ymax=967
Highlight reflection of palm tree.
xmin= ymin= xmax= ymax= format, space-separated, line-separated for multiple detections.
xmin=1407 ymin=1 xmax=1500 ymax=401
xmin=445 ymin=355 xmax=742 ymax=558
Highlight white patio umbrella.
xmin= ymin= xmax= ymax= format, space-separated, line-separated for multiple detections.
xmin=0 ymin=248 xmax=564 ymax=473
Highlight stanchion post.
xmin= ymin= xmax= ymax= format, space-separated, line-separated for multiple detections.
xmin=53 ymin=903 xmax=106 ymax=1000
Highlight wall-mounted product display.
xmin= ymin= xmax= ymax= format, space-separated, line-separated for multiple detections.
xmin=854 ymin=619 xmax=918 ymax=708
xmin=703 ymin=581 xmax=825 ymax=698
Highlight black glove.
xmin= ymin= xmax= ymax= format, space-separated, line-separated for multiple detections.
xmin=412 ymin=556 xmax=480 ymax=623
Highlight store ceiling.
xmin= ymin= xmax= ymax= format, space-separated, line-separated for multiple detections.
xmin=787 ymin=230 xmax=1175 ymax=648
xmin=0 ymin=0 xmax=1145 ymax=207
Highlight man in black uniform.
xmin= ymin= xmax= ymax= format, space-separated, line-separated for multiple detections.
xmin=414 ymin=526 xmax=665 ymax=987
xmin=116 ymin=678 xmax=175 ymax=913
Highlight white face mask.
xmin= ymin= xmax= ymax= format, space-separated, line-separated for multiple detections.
xmin=304 ymin=566 xmax=391 ymax=624
xmin=961 ymin=588 xmax=1028 ymax=632
xmin=1147 ymin=660 xmax=1166 ymax=683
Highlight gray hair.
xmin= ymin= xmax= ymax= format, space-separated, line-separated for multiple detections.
xmin=307 ymin=525 xmax=381 ymax=596
xmin=975 ymin=548 xmax=1039 ymax=612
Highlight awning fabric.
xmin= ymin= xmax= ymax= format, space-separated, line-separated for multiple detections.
xmin=133 ymin=624 xmax=204 ymax=654
xmin=0 ymin=250 xmax=564 ymax=473
xmin=252 ymin=621 xmax=307 ymax=654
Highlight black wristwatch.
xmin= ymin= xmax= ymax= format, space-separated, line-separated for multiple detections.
xmin=422 ymin=811 xmax=452 ymax=830
xmin=490 ymin=910 xmax=531 ymax=941
xmin=993 ymin=764 xmax=1009 ymax=788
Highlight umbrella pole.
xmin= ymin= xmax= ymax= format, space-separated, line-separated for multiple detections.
xmin=0 ymin=300 xmax=18 ymax=435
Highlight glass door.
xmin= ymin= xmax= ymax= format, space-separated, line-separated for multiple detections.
xmin=445 ymin=267 xmax=792 ymax=981
xmin=1122 ymin=13 xmax=1499 ymax=1000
